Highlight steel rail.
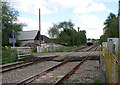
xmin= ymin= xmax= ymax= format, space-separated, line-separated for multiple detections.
xmin=1 ymin=62 xmax=34 ymax=73
xmin=85 ymin=45 xmax=96 ymax=51
xmin=54 ymin=45 xmax=97 ymax=85
xmin=16 ymin=45 xmax=97 ymax=84
xmin=54 ymin=56 xmax=89 ymax=85
xmin=1 ymin=57 xmax=42 ymax=73
xmin=16 ymin=58 xmax=74 ymax=85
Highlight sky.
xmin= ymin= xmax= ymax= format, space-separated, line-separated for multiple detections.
xmin=6 ymin=0 xmax=118 ymax=39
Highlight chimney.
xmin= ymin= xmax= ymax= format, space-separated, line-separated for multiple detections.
xmin=39 ymin=8 xmax=41 ymax=45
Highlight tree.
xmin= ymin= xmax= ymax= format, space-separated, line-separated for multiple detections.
xmin=100 ymin=13 xmax=118 ymax=42
xmin=58 ymin=28 xmax=77 ymax=46
xmin=57 ymin=20 xmax=74 ymax=30
xmin=48 ymin=20 xmax=87 ymax=46
xmin=48 ymin=24 xmax=59 ymax=38
xmin=2 ymin=2 xmax=25 ymax=46
xmin=79 ymin=30 xmax=87 ymax=45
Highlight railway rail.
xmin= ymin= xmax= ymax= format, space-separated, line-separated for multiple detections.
xmin=16 ymin=45 xmax=98 ymax=84
xmin=1 ymin=45 xmax=96 ymax=73
xmin=1 ymin=57 xmax=44 ymax=73
xmin=1 ymin=61 xmax=34 ymax=73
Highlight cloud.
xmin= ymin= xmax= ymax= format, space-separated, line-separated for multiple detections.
xmin=6 ymin=0 xmax=113 ymax=39
xmin=48 ymin=0 xmax=112 ymax=15
xmin=80 ymin=14 xmax=103 ymax=29
xmin=17 ymin=17 xmax=52 ymax=36
xmin=94 ymin=0 xmax=117 ymax=2
xmin=86 ymin=29 xmax=103 ymax=39
xmin=75 ymin=14 xmax=104 ymax=39
xmin=6 ymin=0 xmax=54 ymax=15
xmin=74 ymin=2 xmax=107 ymax=14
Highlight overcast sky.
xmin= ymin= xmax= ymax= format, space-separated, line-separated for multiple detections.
xmin=6 ymin=0 xmax=118 ymax=39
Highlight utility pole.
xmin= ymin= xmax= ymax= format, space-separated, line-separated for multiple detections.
xmin=118 ymin=0 xmax=120 ymax=83
xmin=12 ymin=30 xmax=15 ymax=47
xmin=39 ymin=8 xmax=41 ymax=46
xmin=77 ymin=27 xmax=80 ymax=47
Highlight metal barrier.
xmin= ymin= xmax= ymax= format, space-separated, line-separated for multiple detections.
xmin=100 ymin=46 xmax=120 ymax=83
xmin=11 ymin=47 xmax=31 ymax=59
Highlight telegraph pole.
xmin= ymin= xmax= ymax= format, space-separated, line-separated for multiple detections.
xmin=39 ymin=8 xmax=41 ymax=46
xmin=77 ymin=27 xmax=80 ymax=47
xmin=12 ymin=30 xmax=15 ymax=47
xmin=118 ymin=0 xmax=120 ymax=83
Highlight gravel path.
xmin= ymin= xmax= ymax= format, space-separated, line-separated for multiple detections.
xmin=64 ymin=60 xmax=106 ymax=83
xmin=2 ymin=61 xmax=61 ymax=83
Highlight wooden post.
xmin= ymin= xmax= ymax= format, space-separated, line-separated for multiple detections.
xmin=108 ymin=52 xmax=112 ymax=83
xmin=105 ymin=49 xmax=109 ymax=83
xmin=113 ymin=59 xmax=117 ymax=84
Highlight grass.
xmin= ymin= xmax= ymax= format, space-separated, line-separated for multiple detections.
xmin=2 ymin=47 xmax=35 ymax=65
xmin=2 ymin=47 xmax=18 ymax=64
xmin=31 ymin=47 xmax=37 ymax=53
xmin=55 ymin=46 xmax=78 ymax=52
xmin=19 ymin=55 xmax=34 ymax=60
xmin=72 ymin=79 xmax=79 ymax=82
xmin=91 ymin=79 xmax=101 ymax=85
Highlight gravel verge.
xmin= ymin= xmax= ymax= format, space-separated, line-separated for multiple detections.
xmin=64 ymin=60 xmax=106 ymax=84
xmin=2 ymin=61 xmax=61 ymax=83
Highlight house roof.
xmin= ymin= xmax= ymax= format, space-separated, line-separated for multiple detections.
xmin=18 ymin=30 xmax=39 ymax=40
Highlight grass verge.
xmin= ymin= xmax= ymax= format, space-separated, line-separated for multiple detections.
xmin=55 ymin=46 xmax=78 ymax=52
xmin=2 ymin=47 xmax=34 ymax=65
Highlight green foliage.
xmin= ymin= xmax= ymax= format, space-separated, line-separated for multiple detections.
xmin=31 ymin=47 xmax=37 ymax=53
xmin=2 ymin=47 xmax=18 ymax=64
xmin=100 ymin=13 xmax=118 ymax=43
xmin=58 ymin=29 xmax=77 ymax=46
xmin=55 ymin=46 xmax=78 ymax=52
xmin=48 ymin=20 xmax=87 ymax=46
xmin=57 ymin=20 xmax=74 ymax=30
xmin=91 ymin=79 xmax=101 ymax=85
xmin=79 ymin=30 xmax=87 ymax=45
xmin=48 ymin=25 xmax=59 ymax=38
xmin=19 ymin=55 xmax=34 ymax=60
xmin=50 ymin=38 xmax=59 ymax=44
xmin=2 ymin=2 xmax=25 ymax=46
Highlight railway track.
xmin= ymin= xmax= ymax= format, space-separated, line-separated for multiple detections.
xmin=16 ymin=45 xmax=98 ymax=84
xmin=1 ymin=45 xmax=95 ymax=73
xmin=17 ymin=56 xmax=90 ymax=84
xmin=1 ymin=57 xmax=44 ymax=73
xmin=1 ymin=61 xmax=34 ymax=73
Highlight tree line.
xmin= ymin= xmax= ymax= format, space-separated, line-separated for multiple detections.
xmin=100 ymin=13 xmax=118 ymax=43
xmin=2 ymin=1 xmax=25 ymax=46
xmin=48 ymin=21 xmax=87 ymax=46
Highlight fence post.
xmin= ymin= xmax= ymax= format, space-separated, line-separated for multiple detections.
xmin=113 ymin=59 xmax=117 ymax=84
xmin=105 ymin=48 xmax=109 ymax=83
xmin=108 ymin=52 xmax=112 ymax=83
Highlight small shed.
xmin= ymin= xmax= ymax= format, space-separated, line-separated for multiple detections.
xmin=18 ymin=30 xmax=49 ymax=46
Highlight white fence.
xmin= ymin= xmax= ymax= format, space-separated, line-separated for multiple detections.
xmin=11 ymin=47 xmax=31 ymax=59
xmin=37 ymin=45 xmax=53 ymax=52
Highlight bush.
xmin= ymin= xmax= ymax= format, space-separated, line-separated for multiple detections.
xmin=2 ymin=47 xmax=18 ymax=64
xmin=31 ymin=47 xmax=37 ymax=53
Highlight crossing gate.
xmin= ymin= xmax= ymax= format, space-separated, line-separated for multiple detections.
xmin=11 ymin=47 xmax=31 ymax=59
